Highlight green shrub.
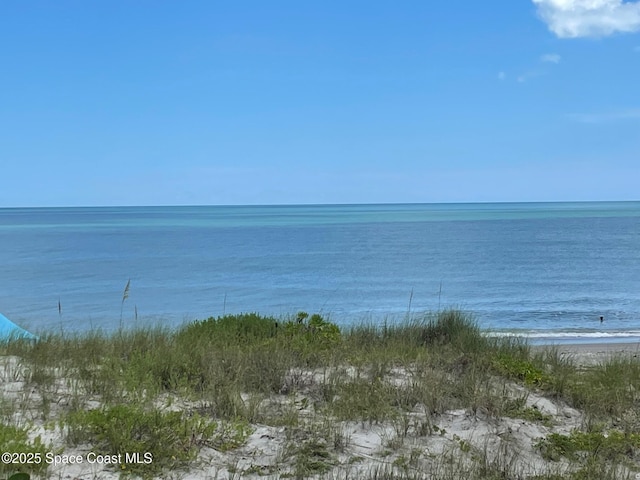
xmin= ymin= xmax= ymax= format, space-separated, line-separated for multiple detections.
xmin=536 ymin=430 xmax=640 ymax=462
xmin=493 ymin=353 xmax=548 ymax=386
xmin=64 ymin=404 xmax=217 ymax=475
xmin=177 ymin=313 xmax=280 ymax=347
xmin=0 ymin=424 xmax=49 ymax=476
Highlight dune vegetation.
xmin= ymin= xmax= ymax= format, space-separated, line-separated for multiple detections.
xmin=1 ymin=310 xmax=640 ymax=479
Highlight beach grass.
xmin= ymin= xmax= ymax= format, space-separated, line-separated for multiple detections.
xmin=1 ymin=310 xmax=640 ymax=479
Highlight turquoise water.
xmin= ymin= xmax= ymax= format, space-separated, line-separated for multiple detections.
xmin=1 ymin=202 xmax=639 ymax=342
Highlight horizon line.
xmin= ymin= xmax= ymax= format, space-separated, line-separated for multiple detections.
xmin=1 ymin=199 xmax=639 ymax=210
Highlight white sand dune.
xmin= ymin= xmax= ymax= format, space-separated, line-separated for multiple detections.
xmin=1 ymin=343 xmax=637 ymax=479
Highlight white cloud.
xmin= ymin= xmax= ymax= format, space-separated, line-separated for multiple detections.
xmin=498 ymin=71 xmax=506 ymax=80
xmin=533 ymin=0 xmax=640 ymax=38
xmin=541 ymin=53 xmax=562 ymax=63
xmin=567 ymin=108 xmax=640 ymax=123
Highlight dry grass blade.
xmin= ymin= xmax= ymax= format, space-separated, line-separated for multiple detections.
xmin=120 ymin=278 xmax=131 ymax=329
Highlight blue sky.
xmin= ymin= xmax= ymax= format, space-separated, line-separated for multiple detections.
xmin=1 ymin=1 xmax=639 ymax=206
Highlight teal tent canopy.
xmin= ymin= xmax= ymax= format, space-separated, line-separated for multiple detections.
xmin=0 ymin=312 xmax=36 ymax=340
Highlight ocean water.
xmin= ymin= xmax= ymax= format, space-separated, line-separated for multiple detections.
xmin=1 ymin=202 xmax=639 ymax=343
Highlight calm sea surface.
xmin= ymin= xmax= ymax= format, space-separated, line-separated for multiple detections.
xmin=1 ymin=202 xmax=639 ymax=342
